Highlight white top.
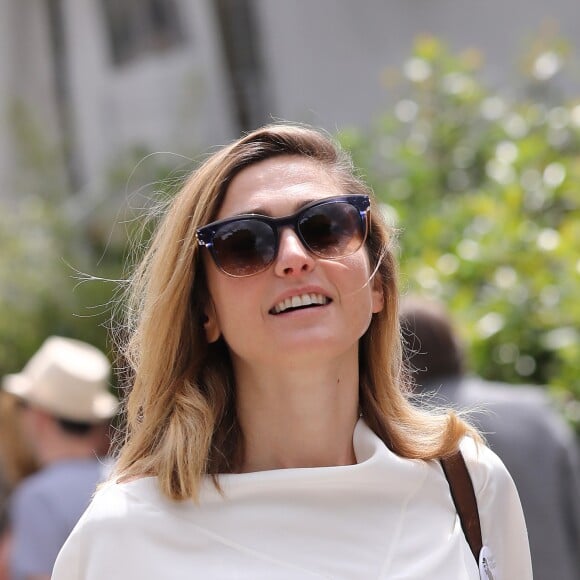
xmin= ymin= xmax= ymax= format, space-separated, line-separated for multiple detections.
xmin=52 ymin=420 xmax=532 ymax=579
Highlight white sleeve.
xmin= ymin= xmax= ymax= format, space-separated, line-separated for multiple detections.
xmin=51 ymin=518 xmax=85 ymax=580
xmin=460 ymin=437 xmax=533 ymax=580
xmin=51 ymin=485 xmax=128 ymax=580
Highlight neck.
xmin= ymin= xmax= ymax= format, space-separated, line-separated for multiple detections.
xmin=40 ymin=442 xmax=97 ymax=466
xmin=38 ymin=427 xmax=100 ymax=467
xmin=234 ymin=354 xmax=360 ymax=473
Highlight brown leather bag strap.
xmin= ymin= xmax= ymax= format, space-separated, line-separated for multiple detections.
xmin=440 ymin=450 xmax=483 ymax=562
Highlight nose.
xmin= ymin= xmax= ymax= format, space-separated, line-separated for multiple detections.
xmin=274 ymin=228 xmax=315 ymax=277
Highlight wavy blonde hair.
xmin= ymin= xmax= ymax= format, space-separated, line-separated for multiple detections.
xmin=113 ymin=123 xmax=479 ymax=500
xmin=0 ymin=391 xmax=39 ymax=487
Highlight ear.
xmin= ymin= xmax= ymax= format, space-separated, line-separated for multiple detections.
xmin=371 ymin=274 xmax=384 ymax=314
xmin=203 ymin=300 xmax=221 ymax=343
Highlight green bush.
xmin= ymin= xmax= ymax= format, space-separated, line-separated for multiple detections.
xmin=0 ymin=104 xmax=176 ymax=377
xmin=340 ymin=36 xmax=580 ymax=427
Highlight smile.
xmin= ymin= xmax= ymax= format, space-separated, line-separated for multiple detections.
xmin=270 ymin=293 xmax=331 ymax=315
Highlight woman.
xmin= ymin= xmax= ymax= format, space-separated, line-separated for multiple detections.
xmin=53 ymin=124 xmax=531 ymax=579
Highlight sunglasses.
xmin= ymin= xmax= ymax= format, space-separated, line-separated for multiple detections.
xmin=196 ymin=194 xmax=370 ymax=277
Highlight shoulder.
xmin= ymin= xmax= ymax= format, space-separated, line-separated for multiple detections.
xmin=11 ymin=469 xmax=54 ymax=513
xmin=12 ymin=461 xmax=103 ymax=515
xmin=458 ymin=434 xmax=535 ymax=512
xmin=462 ymin=377 xmax=553 ymax=417
xmin=52 ymin=477 xmax=176 ymax=579
xmin=76 ymin=477 xmax=158 ymax=525
xmin=457 ymin=437 xmax=533 ymax=577
xmin=457 ymin=436 xmax=527 ymax=531
xmin=14 ymin=460 xmax=102 ymax=497
xmin=462 ymin=378 xmax=576 ymax=446
xmin=63 ymin=475 xmax=175 ymax=542
xmin=458 ymin=436 xmax=514 ymax=496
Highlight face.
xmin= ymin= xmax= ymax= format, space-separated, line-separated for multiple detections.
xmin=17 ymin=402 xmax=42 ymax=458
xmin=202 ymin=155 xmax=384 ymax=371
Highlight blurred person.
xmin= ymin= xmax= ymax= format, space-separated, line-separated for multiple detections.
xmin=0 ymin=390 xmax=39 ymax=488
xmin=0 ymin=472 xmax=10 ymax=580
xmin=53 ymin=124 xmax=530 ymax=579
xmin=0 ymin=387 xmax=40 ymax=580
xmin=400 ymin=295 xmax=580 ymax=580
xmin=2 ymin=336 xmax=118 ymax=580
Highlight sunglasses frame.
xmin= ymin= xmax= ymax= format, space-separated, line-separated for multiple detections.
xmin=196 ymin=194 xmax=371 ymax=277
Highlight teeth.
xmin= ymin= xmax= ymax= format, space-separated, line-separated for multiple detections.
xmin=273 ymin=293 xmax=329 ymax=314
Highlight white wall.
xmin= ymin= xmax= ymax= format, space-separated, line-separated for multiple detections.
xmin=0 ymin=0 xmax=61 ymax=200
xmin=62 ymin=0 xmax=235 ymax=190
xmin=0 ymin=0 xmax=15 ymax=198
xmin=2 ymin=0 xmax=580 ymax=200
xmin=256 ymin=0 xmax=580 ymax=133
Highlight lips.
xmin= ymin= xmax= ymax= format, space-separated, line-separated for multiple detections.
xmin=269 ymin=292 xmax=332 ymax=315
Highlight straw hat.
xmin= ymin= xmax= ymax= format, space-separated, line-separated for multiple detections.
xmin=2 ymin=336 xmax=118 ymax=423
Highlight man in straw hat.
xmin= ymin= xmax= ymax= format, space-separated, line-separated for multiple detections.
xmin=2 ymin=336 xmax=118 ymax=580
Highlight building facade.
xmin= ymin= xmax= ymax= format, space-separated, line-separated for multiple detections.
xmin=1 ymin=0 xmax=579 ymax=200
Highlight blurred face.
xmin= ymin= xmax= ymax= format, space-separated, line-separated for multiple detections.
xmin=17 ymin=402 xmax=42 ymax=458
xmin=202 ymin=155 xmax=383 ymax=371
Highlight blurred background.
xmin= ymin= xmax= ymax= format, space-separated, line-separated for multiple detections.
xmin=0 ymin=0 xmax=579 ymax=429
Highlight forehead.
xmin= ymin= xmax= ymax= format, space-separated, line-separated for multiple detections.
xmin=217 ymin=155 xmax=343 ymax=219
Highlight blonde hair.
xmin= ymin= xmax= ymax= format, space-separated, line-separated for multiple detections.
xmin=0 ymin=391 xmax=39 ymax=488
xmin=113 ymin=124 xmax=479 ymax=500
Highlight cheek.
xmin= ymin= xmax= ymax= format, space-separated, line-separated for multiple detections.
xmin=21 ymin=411 xmax=39 ymax=447
xmin=337 ymin=251 xmax=374 ymax=294
xmin=21 ymin=409 xmax=35 ymax=432
xmin=334 ymin=256 xmax=378 ymax=321
xmin=206 ymin=271 xmax=259 ymax=341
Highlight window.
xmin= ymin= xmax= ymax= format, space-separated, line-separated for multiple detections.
xmin=100 ymin=0 xmax=186 ymax=65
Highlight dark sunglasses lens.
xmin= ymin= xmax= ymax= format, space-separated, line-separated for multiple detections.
xmin=299 ymin=202 xmax=364 ymax=258
xmin=212 ymin=219 xmax=276 ymax=276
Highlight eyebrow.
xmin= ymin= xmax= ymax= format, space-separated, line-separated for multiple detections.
xmin=233 ymin=197 xmax=320 ymax=218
